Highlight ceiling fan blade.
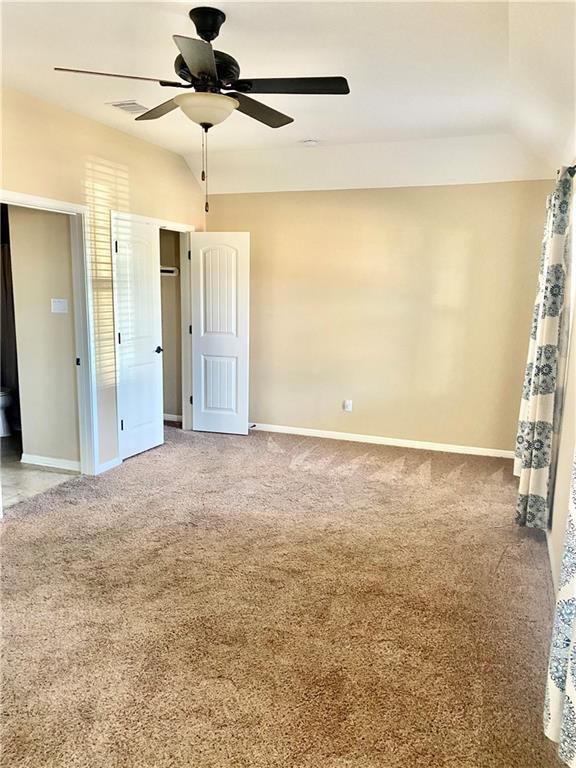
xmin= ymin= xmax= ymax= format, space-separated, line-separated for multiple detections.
xmin=54 ymin=67 xmax=184 ymax=87
xmin=226 ymin=76 xmax=350 ymax=95
xmin=172 ymin=35 xmax=217 ymax=80
xmin=135 ymin=99 xmax=179 ymax=121
xmin=228 ymin=93 xmax=293 ymax=128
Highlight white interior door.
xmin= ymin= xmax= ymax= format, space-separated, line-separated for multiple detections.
xmin=191 ymin=232 xmax=250 ymax=434
xmin=113 ymin=213 xmax=164 ymax=459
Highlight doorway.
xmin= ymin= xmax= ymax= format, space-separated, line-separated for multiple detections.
xmin=0 ymin=190 xmax=97 ymax=503
xmin=112 ymin=213 xmax=250 ymax=463
xmin=160 ymin=229 xmax=183 ymax=426
xmin=1 ymin=204 xmax=20 ymax=441
xmin=112 ymin=212 xmax=193 ymax=460
xmin=0 ymin=203 xmax=89 ymax=507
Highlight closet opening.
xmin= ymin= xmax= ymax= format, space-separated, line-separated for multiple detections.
xmin=160 ymin=228 xmax=183 ymax=428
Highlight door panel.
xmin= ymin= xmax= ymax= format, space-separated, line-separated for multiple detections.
xmin=113 ymin=213 xmax=164 ymax=459
xmin=202 ymin=246 xmax=238 ymax=335
xmin=191 ymin=232 xmax=249 ymax=435
xmin=203 ymin=355 xmax=237 ymax=411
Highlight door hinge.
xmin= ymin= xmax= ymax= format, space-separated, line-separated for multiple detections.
xmin=189 ymin=325 xmax=192 ymax=335
xmin=120 ymin=419 xmax=124 ymax=431
xmin=114 ymin=240 xmax=118 ymax=253
xmin=75 ymin=357 xmax=80 ymax=366
xmin=188 ymin=250 xmax=191 ymax=260
xmin=190 ymin=396 xmax=193 ymax=405
xmin=118 ymin=332 xmax=121 ymax=344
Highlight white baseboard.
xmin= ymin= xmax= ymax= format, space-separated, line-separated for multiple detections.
xmin=164 ymin=414 xmax=182 ymax=422
xmin=21 ymin=454 xmax=81 ymax=472
xmin=251 ymin=423 xmax=515 ymax=459
xmin=95 ymin=456 xmax=123 ymax=475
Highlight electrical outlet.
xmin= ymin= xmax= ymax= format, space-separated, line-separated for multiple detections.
xmin=343 ymin=399 xmax=353 ymax=412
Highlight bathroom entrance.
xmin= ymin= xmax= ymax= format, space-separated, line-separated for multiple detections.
xmin=1 ymin=204 xmax=22 ymax=463
xmin=0 ymin=198 xmax=95 ymax=510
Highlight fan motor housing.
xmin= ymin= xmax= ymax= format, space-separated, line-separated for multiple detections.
xmin=174 ymin=51 xmax=240 ymax=87
xmin=189 ymin=7 xmax=226 ymax=42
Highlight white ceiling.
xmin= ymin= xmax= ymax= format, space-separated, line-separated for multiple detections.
xmin=1 ymin=2 xmax=574 ymax=192
xmin=1 ymin=2 xmax=511 ymax=152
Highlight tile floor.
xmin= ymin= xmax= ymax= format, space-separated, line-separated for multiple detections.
xmin=1 ymin=435 xmax=76 ymax=509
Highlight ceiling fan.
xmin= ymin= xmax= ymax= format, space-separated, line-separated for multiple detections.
xmin=55 ymin=6 xmax=351 ymax=130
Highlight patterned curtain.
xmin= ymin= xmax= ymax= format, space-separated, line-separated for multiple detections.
xmin=545 ymin=453 xmax=576 ymax=765
xmin=515 ymin=167 xmax=574 ymax=530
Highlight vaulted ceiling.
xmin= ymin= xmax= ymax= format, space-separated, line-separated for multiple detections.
xmin=2 ymin=2 xmax=574 ymax=192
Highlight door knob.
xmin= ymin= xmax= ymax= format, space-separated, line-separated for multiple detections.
xmin=155 ymin=346 xmax=163 ymax=354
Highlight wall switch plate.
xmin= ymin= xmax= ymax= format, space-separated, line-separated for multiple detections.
xmin=343 ymin=399 xmax=353 ymax=412
xmin=51 ymin=298 xmax=69 ymax=314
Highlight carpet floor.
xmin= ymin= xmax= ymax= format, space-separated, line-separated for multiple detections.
xmin=1 ymin=428 xmax=559 ymax=767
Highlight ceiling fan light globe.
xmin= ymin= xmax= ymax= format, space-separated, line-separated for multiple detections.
xmin=174 ymin=92 xmax=238 ymax=126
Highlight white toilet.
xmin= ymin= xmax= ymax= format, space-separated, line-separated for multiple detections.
xmin=0 ymin=389 xmax=12 ymax=437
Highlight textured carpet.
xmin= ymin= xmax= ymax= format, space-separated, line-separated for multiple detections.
xmin=1 ymin=428 xmax=558 ymax=767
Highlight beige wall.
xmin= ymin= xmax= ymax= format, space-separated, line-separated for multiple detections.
xmin=0 ymin=88 xmax=554 ymax=458
xmin=1 ymin=88 xmax=204 ymax=464
xmin=160 ymin=230 xmax=182 ymax=418
xmin=209 ymin=181 xmax=551 ymax=451
xmin=9 ymin=206 xmax=80 ymax=463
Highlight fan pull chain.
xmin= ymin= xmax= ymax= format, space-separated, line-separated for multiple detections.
xmin=205 ymin=129 xmax=209 ymax=214
xmin=201 ymin=129 xmax=206 ymax=182
xmin=200 ymin=126 xmax=209 ymax=214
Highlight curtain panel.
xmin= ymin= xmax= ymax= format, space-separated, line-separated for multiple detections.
xmin=545 ymin=452 xmax=576 ymax=764
xmin=515 ymin=167 xmax=574 ymax=530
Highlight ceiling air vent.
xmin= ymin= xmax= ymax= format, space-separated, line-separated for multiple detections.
xmin=108 ymin=100 xmax=148 ymax=115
